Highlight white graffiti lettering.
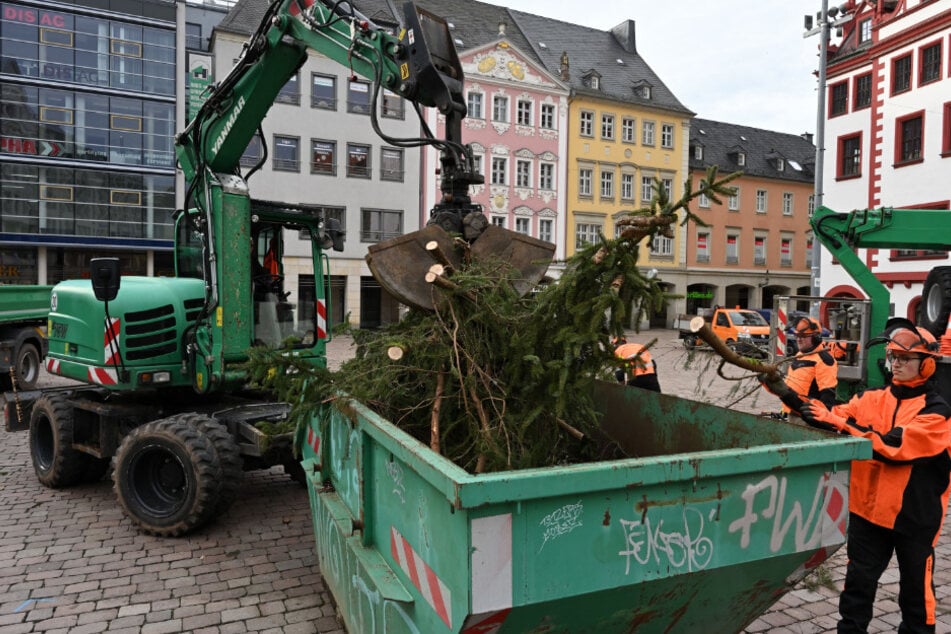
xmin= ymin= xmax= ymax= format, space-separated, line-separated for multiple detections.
xmin=386 ymin=460 xmax=406 ymax=504
xmin=727 ymin=472 xmax=849 ymax=552
xmin=618 ymin=507 xmax=714 ymax=574
xmin=538 ymin=501 xmax=583 ymax=552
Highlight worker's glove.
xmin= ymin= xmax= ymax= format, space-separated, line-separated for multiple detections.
xmin=757 ymin=373 xmax=791 ymax=398
xmin=799 ymin=398 xmax=847 ymax=431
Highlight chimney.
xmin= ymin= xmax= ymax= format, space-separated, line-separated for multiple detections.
xmin=801 ymin=132 xmax=814 ymax=144
xmin=611 ymin=20 xmax=636 ymax=54
xmin=560 ymin=51 xmax=570 ymax=81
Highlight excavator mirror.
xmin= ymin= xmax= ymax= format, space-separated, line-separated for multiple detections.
xmin=90 ymin=257 xmax=121 ymax=302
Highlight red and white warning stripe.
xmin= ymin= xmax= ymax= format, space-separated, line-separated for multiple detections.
xmin=390 ymin=527 xmax=452 ymax=628
xmin=461 ymin=608 xmax=512 ymax=634
xmin=103 ymin=317 xmax=121 ymax=365
xmin=87 ymin=367 xmax=118 ymax=385
xmin=316 ymin=299 xmax=327 ymax=340
xmin=306 ymin=426 xmax=320 ymax=455
xmin=776 ymin=307 xmax=788 ymax=357
xmin=46 ymin=358 xmax=61 ymax=375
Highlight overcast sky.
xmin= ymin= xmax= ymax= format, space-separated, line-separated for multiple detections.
xmin=479 ymin=0 xmax=825 ymax=136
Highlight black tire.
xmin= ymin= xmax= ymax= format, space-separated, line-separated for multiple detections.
xmin=29 ymin=394 xmax=88 ymax=488
xmin=920 ymin=267 xmax=951 ymax=338
xmin=113 ymin=416 xmax=221 ymax=537
xmin=14 ymin=343 xmax=41 ymax=390
xmin=192 ymin=416 xmax=243 ymax=514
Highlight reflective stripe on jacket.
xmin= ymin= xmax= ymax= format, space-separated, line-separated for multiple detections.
xmin=615 ymin=343 xmax=655 ymax=377
xmin=834 ymin=383 xmax=951 ymax=541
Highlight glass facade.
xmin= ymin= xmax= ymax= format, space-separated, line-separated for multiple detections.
xmin=0 ymin=1 xmax=177 ymax=280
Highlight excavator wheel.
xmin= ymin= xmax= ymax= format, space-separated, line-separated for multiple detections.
xmin=192 ymin=415 xmax=243 ymax=515
xmin=113 ymin=416 xmax=222 ymax=537
xmin=920 ymin=267 xmax=951 ymax=338
xmin=29 ymin=394 xmax=98 ymax=488
xmin=366 ymin=224 xmax=554 ymax=311
xmin=14 ymin=342 xmax=41 ymax=390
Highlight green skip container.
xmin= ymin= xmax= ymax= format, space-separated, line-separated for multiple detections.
xmin=297 ymin=381 xmax=870 ymax=633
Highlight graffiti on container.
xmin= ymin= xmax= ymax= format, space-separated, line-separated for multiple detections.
xmin=727 ymin=472 xmax=849 ymax=552
xmin=538 ymin=501 xmax=583 ymax=552
xmin=386 ymin=460 xmax=406 ymax=504
xmin=618 ymin=506 xmax=714 ymax=574
xmin=328 ymin=422 xmax=361 ymax=505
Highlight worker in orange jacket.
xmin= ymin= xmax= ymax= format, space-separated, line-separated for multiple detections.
xmin=801 ymin=327 xmax=951 ymax=633
xmin=614 ymin=341 xmax=661 ymax=393
xmin=762 ymin=316 xmax=838 ymax=421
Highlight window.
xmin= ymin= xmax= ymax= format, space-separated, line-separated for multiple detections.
xmin=755 ymin=190 xmax=767 ymax=213
xmin=492 ymin=216 xmax=506 ymax=228
xmin=776 ymin=158 xmax=785 ymax=171
xmin=651 ymin=236 xmax=672 ymax=256
xmin=311 ymin=74 xmax=336 ymax=109
xmin=515 ymin=217 xmax=530 ymax=235
xmin=613 ymin=118 xmax=632 ymax=145
xmin=347 ymin=143 xmax=370 ymax=178
xmin=381 ymin=90 xmax=403 ymax=118
xmin=726 ymin=234 xmax=739 ymax=264
xmin=728 ymin=188 xmax=739 ymax=210
xmin=641 ymin=176 xmax=653 ymax=202
xmin=858 ymin=18 xmax=872 ymax=44
xmin=621 ymin=173 xmax=634 ymax=200
xmin=575 ymin=222 xmax=601 ymax=247
xmin=892 ymin=54 xmax=912 ymax=95
xmin=920 ymin=41 xmax=942 ymax=86
xmin=696 ymin=232 xmax=710 ymax=262
xmin=694 ymin=145 xmax=703 ymax=160
xmin=854 ymin=74 xmax=872 ymax=110
xmin=698 ymin=192 xmax=710 ymax=208
xmin=467 ymin=92 xmax=483 ymax=119
xmin=580 ymin=111 xmax=594 ymax=136
xmin=781 ymin=238 xmax=793 ymax=266
xmin=539 ymin=163 xmax=554 ymax=190
xmin=311 ymin=140 xmax=336 ymax=175
xmin=754 ymin=236 xmax=766 ymax=265
xmin=601 ymin=114 xmax=615 ymax=140
xmin=806 ymin=238 xmax=814 ymax=266
xmin=240 ymin=135 xmax=263 ymax=168
xmin=276 ymin=73 xmax=300 ymax=105
xmin=642 ymin=121 xmax=655 ymax=146
xmin=661 ymin=178 xmax=672 ymax=199
xmin=600 ymin=170 xmax=614 ymax=199
xmin=896 ymin=112 xmax=923 ymax=164
xmin=838 ymin=133 xmax=862 ymax=178
xmin=783 ymin=193 xmax=793 ymax=215
xmin=491 ymin=157 xmax=507 ymax=185
xmin=808 ymin=195 xmax=815 ymax=216
xmin=492 ymin=95 xmax=509 ymax=122
xmin=516 ymin=159 xmax=531 ymax=188
xmin=473 ymin=154 xmax=484 ymax=177
xmin=830 ymin=81 xmax=848 ymax=116
xmin=737 ymin=152 xmax=746 ymax=166
xmin=381 ymin=147 xmax=403 ymax=181
xmin=348 ymin=79 xmax=370 ymax=113
xmin=185 ymin=22 xmax=203 ymax=50
xmin=540 ymin=103 xmax=555 ymax=129
xmin=517 ymin=100 xmax=532 ymax=126
xmin=944 ymin=102 xmax=951 ymax=156
xmin=579 ymin=168 xmax=593 ymax=196
xmin=661 ymin=123 xmax=674 ymax=149
xmin=273 ymin=136 xmax=299 ymax=171
xmin=361 ymin=208 xmax=402 ymax=242
xmin=539 ymin=218 xmax=553 ymax=243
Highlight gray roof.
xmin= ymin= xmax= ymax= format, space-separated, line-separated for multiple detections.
xmin=689 ymin=118 xmax=816 ymax=183
xmin=215 ymin=0 xmax=692 ymax=115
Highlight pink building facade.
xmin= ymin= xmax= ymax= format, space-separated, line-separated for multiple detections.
xmin=422 ymin=38 xmax=570 ymax=265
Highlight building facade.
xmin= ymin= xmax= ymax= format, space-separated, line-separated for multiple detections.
xmin=820 ymin=0 xmax=951 ymax=320
xmin=0 ymin=0 xmax=178 ymax=284
xmin=212 ymin=0 xmax=423 ymax=328
xmin=684 ymin=119 xmax=816 ymax=316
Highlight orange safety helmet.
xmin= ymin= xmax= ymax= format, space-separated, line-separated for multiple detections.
xmin=793 ymin=316 xmax=822 ymax=336
xmin=886 ymin=327 xmax=940 ymax=379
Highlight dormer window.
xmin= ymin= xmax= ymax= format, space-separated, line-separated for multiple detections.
xmin=693 ymin=145 xmax=703 ymax=160
xmin=737 ymin=152 xmax=746 ymax=166
xmin=591 ymin=76 xmax=599 ymax=90
xmin=776 ymin=158 xmax=785 ymax=171
xmin=632 ymin=79 xmax=652 ymax=100
xmin=582 ymin=70 xmax=602 ymax=91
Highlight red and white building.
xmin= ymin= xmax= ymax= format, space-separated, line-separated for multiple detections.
xmin=820 ymin=0 xmax=951 ymax=319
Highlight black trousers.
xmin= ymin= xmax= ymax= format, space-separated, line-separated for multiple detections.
xmin=838 ymin=513 xmax=937 ymax=633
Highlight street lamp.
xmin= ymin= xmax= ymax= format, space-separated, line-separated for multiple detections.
xmin=803 ymin=1 xmax=852 ymax=315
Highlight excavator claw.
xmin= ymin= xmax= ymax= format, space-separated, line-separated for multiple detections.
xmin=366 ymin=224 xmax=555 ymax=312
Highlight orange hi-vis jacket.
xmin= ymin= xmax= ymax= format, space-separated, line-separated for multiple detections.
xmin=614 ymin=343 xmax=655 ymax=377
xmin=833 ymin=382 xmax=951 ymax=541
xmin=783 ymin=345 xmax=838 ymax=413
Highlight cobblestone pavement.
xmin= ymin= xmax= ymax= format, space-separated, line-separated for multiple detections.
xmin=1 ymin=329 xmax=950 ymax=633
